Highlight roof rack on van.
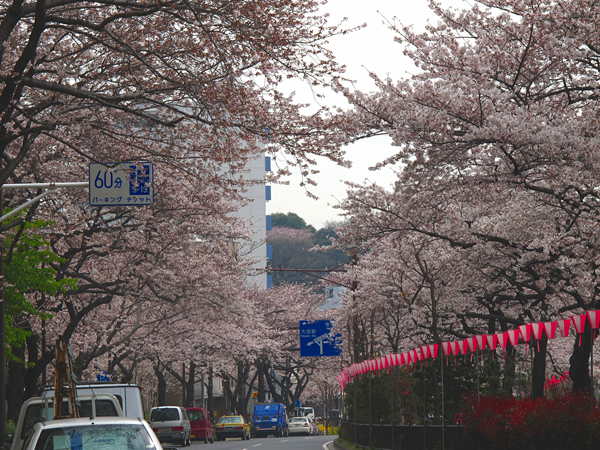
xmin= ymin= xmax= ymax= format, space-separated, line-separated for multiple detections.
xmin=41 ymin=381 xmax=140 ymax=390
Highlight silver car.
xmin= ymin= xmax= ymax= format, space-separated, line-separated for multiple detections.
xmin=288 ymin=417 xmax=313 ymax=436
xmin=23 ymin=416 xmax=164 ymax=450
xmin=149 ymin=406 xmax=191 ymax=447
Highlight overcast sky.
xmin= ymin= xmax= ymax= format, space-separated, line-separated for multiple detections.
xmin=267 ymin=0 xmax=464 ymax=228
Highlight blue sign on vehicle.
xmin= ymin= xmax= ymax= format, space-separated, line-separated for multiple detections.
xmin=96 ymin=371 xmax=110 ymax=382
xmin=299 ymin=320 xmax=342 ymax=357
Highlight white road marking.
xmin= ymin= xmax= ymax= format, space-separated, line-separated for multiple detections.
xmin=324 ymin=440 xmax=334 ymax=450
xmin=252 ymin=445 xmax=262 ymax=448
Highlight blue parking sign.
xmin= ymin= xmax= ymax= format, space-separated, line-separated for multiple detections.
xmin=299 ymin=320 xmax=342 ymax=357
xmin=89 ymin=162 xmax=154 ymax=206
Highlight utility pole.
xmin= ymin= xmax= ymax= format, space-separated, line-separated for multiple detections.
xmin=350 ymin=252 xmax=360 ymax=446
xmin=182 ymin=363 xmax=186 ymax=406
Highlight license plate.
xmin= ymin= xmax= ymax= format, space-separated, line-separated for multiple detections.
xmin=226 ymin=426 xmax=233 ymax=430
xmin=190 ymin=435 xmax=195 ymax=439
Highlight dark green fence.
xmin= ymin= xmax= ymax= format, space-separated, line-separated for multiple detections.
xmin=339 ymin=420 xmax=480 ymax=450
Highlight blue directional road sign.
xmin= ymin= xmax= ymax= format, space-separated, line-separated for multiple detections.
xmin=89 ymin=162 xmax=154 ymax=206
xmin=299 ymin=320 xmax=342 ymax=357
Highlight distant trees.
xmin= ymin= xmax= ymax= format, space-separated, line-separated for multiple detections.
xmin=268 ymin=213 xmax=348 ymax=287
xmin=271 ymin=213 xmax=316 ymax=233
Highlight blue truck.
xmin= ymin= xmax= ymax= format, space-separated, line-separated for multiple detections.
xmin=252 ymin=403 xmax=289 ymax=437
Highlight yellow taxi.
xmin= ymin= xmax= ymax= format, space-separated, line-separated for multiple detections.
xmin=215 ymin=415 xmax=251 ymax=441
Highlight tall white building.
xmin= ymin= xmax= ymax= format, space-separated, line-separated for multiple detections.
xmin=235 ymin=152 xmax=272 ymax=289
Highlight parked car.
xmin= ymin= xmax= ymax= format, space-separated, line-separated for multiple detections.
xmin=308 ymin=418 xmax=318 ymax=436
xmin=185 ymin=407 xmax=214 ymax=443
xmin=12 ymin=394 xmax=124 ymax=450
xmin=252 ymin=403 xmax=288 ymax=437
xmin=214 ymin=415 xmax=250 ymax=441
xmin=149 ymin=406 xmax=191 ymax=447
xmin=288 ymin=416 xmax=312 ymax=436
xmin=22 ymin=416 xmax=166 ymax=450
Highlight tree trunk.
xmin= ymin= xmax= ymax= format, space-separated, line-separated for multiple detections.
xmin=24 ymin=347 xmax=54 ymax=401
xmin=502 ymin=344 xmax=517 ymax=395
xmin=6 ymin=344 xmax=25 ymax=422
xmin=24 ymin=332 xmax=40 ymax=400
xmin=186 ymin=362 xmax=195 ymax=407
xmin=237 ymin=362 xmax=244 ymax=415
xmin=257 ymin=364 xmax=265 ymax=403
xmin=531 ymin=335 xmax=547 ymax=399
xmin=431 ymin=364 xmax=440 ymax=423
xmin=570 ymin=324 xmax=593 ymax=394
xmin=154 ymin=366 xmax=167 ymax=406
xmin=207 ymin=366 xmax=214 ymax=418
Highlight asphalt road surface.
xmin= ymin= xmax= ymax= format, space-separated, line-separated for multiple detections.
xmin=178 ymin=435 xmax=338 ymax=450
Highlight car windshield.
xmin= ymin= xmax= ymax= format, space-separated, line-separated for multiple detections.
xmin=34 ymin=424 xmax=154 ymax=450
xmin=22 ymin=401 xmax=118 ymax=439
xmin=218 ymin=417 xmax=242 ymax=424
xmin=150 ymin=409 xmax=179 ymax=421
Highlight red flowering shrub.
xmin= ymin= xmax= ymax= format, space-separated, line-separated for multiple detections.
xmin=461 ymin=393 xmax=600 ymax=450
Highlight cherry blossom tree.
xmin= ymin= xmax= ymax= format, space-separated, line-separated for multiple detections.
xmin=0 ymin=0 xmax=351 ymax=192
xmin=334 ymin=0 xmax=600 ymax=398
xmin=0 ymin=0 xmax=357 ymax=425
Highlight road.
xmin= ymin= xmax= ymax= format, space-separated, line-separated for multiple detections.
xmin=166 ymin=435 xmax=338 ymax=450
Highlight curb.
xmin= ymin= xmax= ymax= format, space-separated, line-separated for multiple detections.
xmin=330 ymin=438 xmax=349 ymax=450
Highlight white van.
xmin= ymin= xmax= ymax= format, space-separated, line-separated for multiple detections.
xmin=12 ymin=393 xmax=123 ymax=450
xmin=298 ymin=406 xmax=315 ymax=421
xmin=41 ymin=382 xmax=145 ymax=418
xmin=149 ymin=406 xmax=191 ymax=446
